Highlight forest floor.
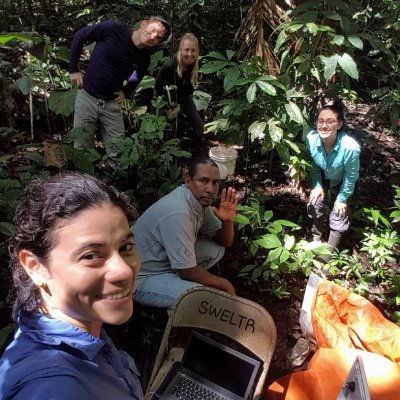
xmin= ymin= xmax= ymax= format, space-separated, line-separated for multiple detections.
xmin=106 ymin=102 xmax=400 ymax=395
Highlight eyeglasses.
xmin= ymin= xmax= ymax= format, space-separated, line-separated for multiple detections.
xmin=316 ymin=119 xmax=338 ymax=127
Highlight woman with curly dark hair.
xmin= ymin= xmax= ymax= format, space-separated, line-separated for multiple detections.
xmin=0 ymin=172 xmax=143 ymax=399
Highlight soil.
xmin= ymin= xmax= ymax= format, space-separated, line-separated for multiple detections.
xmin=105 ymin=102 xmax=400 ymax=395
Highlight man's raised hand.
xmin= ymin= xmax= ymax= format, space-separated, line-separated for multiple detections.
xmin=212 ymin=187 xmax=240 ymax=221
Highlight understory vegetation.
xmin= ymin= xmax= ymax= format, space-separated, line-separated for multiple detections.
xmin=0 ymin=0 xmax=400 ymax=350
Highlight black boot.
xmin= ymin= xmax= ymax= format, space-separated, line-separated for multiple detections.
xmin=327 ymin=230 xmax=343 ymax=252
xmin=318 ymin=230 xmax=343 ymax=263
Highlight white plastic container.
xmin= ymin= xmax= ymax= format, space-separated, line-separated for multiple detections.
xmin=209 ymin=145 xmax=238 ymax=176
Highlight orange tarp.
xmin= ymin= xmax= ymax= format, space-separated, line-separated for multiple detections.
xmin=266 ymin=348 xmax=400 ymax=400
xmin=312 ymin=280 xmax=400 ymax=363
xmin=265 ymin=279 xmax=400 ymax=400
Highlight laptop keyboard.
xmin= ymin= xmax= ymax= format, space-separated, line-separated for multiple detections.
xmin=169 ymin=374 xmax=227 ymax=400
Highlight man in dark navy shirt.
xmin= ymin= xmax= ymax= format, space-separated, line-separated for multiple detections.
xmin=69 ymin=16 xmax=171 ymax=166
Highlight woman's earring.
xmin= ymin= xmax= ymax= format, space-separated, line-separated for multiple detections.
xmin=35 ymin=279 xmax=45 ymax=288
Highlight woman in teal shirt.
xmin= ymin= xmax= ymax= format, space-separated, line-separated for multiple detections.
xmin=306 ymin=103 xmax=361 ymax=256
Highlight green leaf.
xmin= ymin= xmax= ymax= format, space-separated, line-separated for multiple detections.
xmin=392 ymin=311 xmax=400 ymax=322
xmin=237 ymin=204 xmax=253 ymax=212
xmin=316 ymin=25 xmax=333 ymax=32
xmin=235 ymin=214 xmax=250 ymax=225
xmin=250 ymin=242 xmax=259 ymax=256
xmin=201 ymin=61 xmax=229 ymax=74
xmin=285 ymin=101 xmax=304 ymax=124
xmin=320 ymin=54 xmax=338 ymax=81
xmin=331 ymin=35 xmax=345 ymax=46
xmin=274 ymin=219 xmax=299 ymax=228
xmin=263 ymin=210 xmax=273 ymax=222
xmin=136 ymin=75 xmax=155 ymax=92
xmin=378 ymin=213 xmax=392 ymax=229
xmin=270 ymin=221 xmax=283 ymax=233
xmin=284 ymin=138 xmax=301 ymax=154
xmin=272 ymin=287 xmax=291 ymax=299
xmin=298 ymin=60 xmax=310 ymax=74
xmin=279 ymin=249 xmax=290 ymax=264
xmin=64 ymin=127 xmax=86 ymax=144
xmin=338 ymin=53 xmax=359 ymax=80
xmin=268 ymin=119 xmax=284 ymax=143
xmin=56 ymin=46 xmax=70 ymax=63
xmin=140 ymin=118 xmax=157 ymax=133
xmin=326 ymin=12 xmax=341 ymax=21
xmin=311 ymin=67 xmax=321 ymax=82
xmin=149 ymin=50 xmax=164 ymax=72
xmin=252 ymin=267 xmax=263 ymax=279
xmin=256 ymin=80 xmax=276 ymax=96
xmin=256 ymin=234 xmax=281 ymax=249
xmin=287 ymin=23 xmax=303 ymax=33
xmin=23 ymin=152 xmax=44 ymax=165
xmin=168 ymin=164 xmax=181 ymax=180
xmin=274 ymin=30 xmax=287 ymax=53
xmin=0 ymin=188 xmax=23 ymax=202
xmin=347 ymin=36 xmax=363 ymax=49
xmin=306 ymin=22 xmax=319 ymax=35
xmin=48 ymin=88 xmax=77 ymax=117
xmin=0 ymin=33 xmax=41 ymax=45
xmin=340 ymin=16 xmax=352 ymax=34
xmin=241 ymin=264 xmax=256 ymax=273
xmin=226 ymin=50 xmax=236 ymax=61
xmin=246 ymin=82 xmax=257 ymax=104
xmin=390 ymin=210 xmax=400 ymax=223
xmin=280 ymin=48 xmax=291 ymax=71
xmin=0 ymin=154 xmax=12 ymax=165
xmin=0 ymin=222 xmax=14 ymax=236
xmin=300 ymin=11 xmax=319 ymax=23
xmin=204 ymin=118 xmax=228 ymax=133
xmin=224 ymin=67 xmax=240 ymax=92
xmin=17 ymin=75 xmax=32 ymax=95
xmin=76 ymin=8 xmax=91 ymax=18
xmin=63 ymin=146 xmax=98 ymax=173
xmin=293 ymin=55 xmax=306 ymax=64
xmin=206 ymin=51 xmax=227 ymax=61
xmin=267 ymin=247 xmax=282 ymax=262
xmin=193 ymin=90 xmax=212 ymax=111
xmin=284 ymin=235 xmax=295 ymax=250
xmin=0 ymin=179 xmax=22 ymax=189
xmin=248 ymin=121 xmax=266 ymax=141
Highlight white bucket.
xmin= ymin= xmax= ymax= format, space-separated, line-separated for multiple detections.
xmin=209 ymin=145 xmax=238 ymax=177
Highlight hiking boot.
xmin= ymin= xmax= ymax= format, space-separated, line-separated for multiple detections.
xmin=327 ymin=230 xmax=343 ymax=252
xmin=315 ymin=230 xmax=343 ymax=264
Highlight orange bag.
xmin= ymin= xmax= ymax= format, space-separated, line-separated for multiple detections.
xmin=266 ymin=348 xmax=400 ymax=400
xmin=265 ymin=278 xmax=400 ymax=399
xmin=312 ymin=280 xmax=400 ymax=363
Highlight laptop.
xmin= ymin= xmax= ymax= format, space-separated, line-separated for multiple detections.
xmin=153 ymin=331 xmax=261 ymax=400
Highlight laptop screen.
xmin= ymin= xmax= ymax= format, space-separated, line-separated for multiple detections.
xmin=183 ymin=332 xmax=260 ymax=398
